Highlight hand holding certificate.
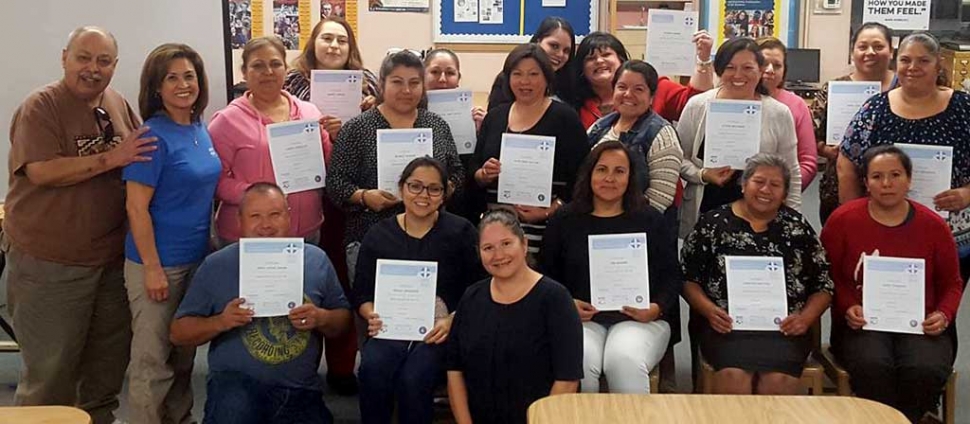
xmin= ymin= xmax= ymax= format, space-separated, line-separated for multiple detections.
xmin=310 ymin=70 xmax=364 ymax=124
xmin=825 ymin=81 xmax=880 ymax=146
xmin=239 ymin=238 xmax=305 ymax=317
xmin=863 ymin=256 xmax=926 ymax=335
xmin=426 ymin=89 xmax=477 ymax=155
xmin=266 ymin=120 xmax=326 ymax=194
xmin=725 ymin=256 xmax=788 ymax=331
xmin=646 ymin=10 xmax=699 ymax=77
xmin=704 ymin=100 xmax=762 ymax=169
xmin=373 ymin=259 xmax=438 ymax=341
xmin=588 ymin=233 xmax=650 ymax=311
xmin=497 ymin=134 xmax=556 ymax=207
xmin=895 ymin=143 xmax=953 ymax=218
xmin=376 ymin=129 xmax=435 ymax=194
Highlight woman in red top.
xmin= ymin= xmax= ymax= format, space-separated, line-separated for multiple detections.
xmin=820 ymin=145 xmax=963 ymax=423
xmin=573 ymin=31 xmax=715 ymax=129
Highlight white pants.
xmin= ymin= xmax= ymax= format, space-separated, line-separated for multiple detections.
xmin=581 ymin=320 xmax=671 ymax=394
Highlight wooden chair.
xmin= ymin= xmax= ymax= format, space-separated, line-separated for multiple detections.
xmin=817 ymin=343 xmax=958 ymax=424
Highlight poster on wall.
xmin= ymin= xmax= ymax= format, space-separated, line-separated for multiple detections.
xmin=368 ymin=0 xmax=430 ymax=13
xmin=862 ymin=0 xmax=930 ymax=30
xmin=274 ymin=0 xmax=301 ymax=50
xmin=229 ymin=0 xmax=253 ymax=48
xmin=323 ymin=0 xmax=360 ymax=35
xmin=705 ymin=0 xmax=796 ymax=47
xmin=454 ymin=0 xmax=479 ymax=22
xmin=479 ymin=0 xmax=504 ymax=24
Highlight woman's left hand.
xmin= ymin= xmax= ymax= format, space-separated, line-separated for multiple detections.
xmin=289 ymin=304 xmax=319 ymax=331
xmin=515 ymin=205 xmax=548 ymax=224
xmin=621 ymin=304 xmax=661 ymax=323
xmin=424 ymin=314 xmax=453 ymax=344
xmin=779 ymin=311 xmax=811 ymax=336
xmin=933 ymin=187 xmax=970 ymax=212
xmin=319 ymin=115 xmax=342 ymax=140
xmin=361 ymin=95 xmax=378 ymax=111
xmin=472 ymin=107 xmax=487 ymax=132
xmin=922 ymin=311 xmax=948 ymax=336
xmin=693 ymin=30 xmax=713 ymax=61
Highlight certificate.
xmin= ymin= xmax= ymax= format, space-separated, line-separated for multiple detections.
xmin=238 ymin=238 xmax=305 ymax=318
xmin=896 ymin=143 xmax=952 ymax=218
xmin=725 ymin=256 xmax=788 ymax=331
xmin=497 ymin=134 xmax=556 ymax=207
xmin=826 ymin=81 xmax=880 ymax=146
xmin=426 ymin=89 xmax=477 ymax=155
xmin=646 ymin=10 xmax=699 ymax=77
xmin=376 ymin=129 xmax=435 ymax=194
xmin=373 ymin=259 xmax=438 ymax=341
xmin=310 ymin=70 xmax=363 ymax=124
xmin=588 ymin=233 xmax=650 ymax=311
xmin=266 ymin=120 xmax=326 ymax=194
xmin=704 ymin=100 xmax=762 ymax=169
xmin=863 ymin=256 xmax=926 ymax=335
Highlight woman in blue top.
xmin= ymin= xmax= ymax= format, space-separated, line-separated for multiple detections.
xmin=123 ymin=43 xmax=222 ymax=424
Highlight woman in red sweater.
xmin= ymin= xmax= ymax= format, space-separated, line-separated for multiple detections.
xmin=820 ymin=145 xmax=963 ymax=423
xmin=573 ymin=31 xmax=715 ymax=129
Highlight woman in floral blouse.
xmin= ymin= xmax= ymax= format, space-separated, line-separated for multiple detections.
xmin=681 ymin=153 xmax=833 ymax=395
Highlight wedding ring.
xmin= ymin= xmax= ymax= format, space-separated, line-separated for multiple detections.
xmin=301 ymin=318 xmax=307 ymax=325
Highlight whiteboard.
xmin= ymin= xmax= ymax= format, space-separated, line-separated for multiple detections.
xmin=0 ymin=0 xmax=229 ymax=197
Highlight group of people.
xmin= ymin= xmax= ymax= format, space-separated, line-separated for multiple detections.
xmin=2 ymin=14 xmax=965 ymax=424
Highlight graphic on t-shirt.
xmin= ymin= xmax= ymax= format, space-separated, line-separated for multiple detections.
xmin=75 ymin=134 xmax=120 ymax=157
xmin=242 ymin=297 xmax=312 ymax=365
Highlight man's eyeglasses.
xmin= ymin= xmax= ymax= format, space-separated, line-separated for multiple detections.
xmin=405 ymin=181 xmax=444 ymax=197
xmin=93 ymin=106 xmax=115 ymax=142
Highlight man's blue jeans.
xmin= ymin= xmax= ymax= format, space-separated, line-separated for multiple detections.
xmin=203 ymin=371 xmax=333 ymax=424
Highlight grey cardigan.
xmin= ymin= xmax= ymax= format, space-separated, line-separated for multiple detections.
xmin=676 ymin=89 xmax=802 ymax=238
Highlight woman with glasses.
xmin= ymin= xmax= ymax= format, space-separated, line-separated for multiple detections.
xmin=353 ymin=157 xmax=485 ymax=424
xmin=209 ymin=36 xmax=332 ymax=248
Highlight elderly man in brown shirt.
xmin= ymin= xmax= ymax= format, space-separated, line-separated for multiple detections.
xmin=2 ymin=26 xmax=156 ymax=424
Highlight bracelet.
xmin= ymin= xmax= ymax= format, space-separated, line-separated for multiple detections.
xmin=696 ymin=55 xmax=713 ymax=67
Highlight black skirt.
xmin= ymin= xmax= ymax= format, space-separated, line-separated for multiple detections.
xmin=698 ymin=320 xmax=811 ymax=377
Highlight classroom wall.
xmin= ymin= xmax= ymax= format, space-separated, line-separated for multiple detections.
xmin=1 ymin=0 xmax=229 ymax=198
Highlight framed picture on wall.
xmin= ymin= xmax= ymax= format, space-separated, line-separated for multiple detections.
xmin=702 ymin=0 xmax=800 ymax=47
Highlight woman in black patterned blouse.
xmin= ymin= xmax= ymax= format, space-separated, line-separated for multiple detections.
xmin=326 ymin=51 xmax=464 ymax=286
xmin=681 ymin=153 xmax=833 ymax=395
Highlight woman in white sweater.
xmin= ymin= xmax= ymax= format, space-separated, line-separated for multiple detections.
xmin=677 ymin=37 xmax=800 ymax=239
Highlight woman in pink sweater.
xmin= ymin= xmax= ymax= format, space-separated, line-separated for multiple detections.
xmin=209 ymin=37 xmax=332 ymax=244
xmin=757 ymin=37 xmax=818 ymax=190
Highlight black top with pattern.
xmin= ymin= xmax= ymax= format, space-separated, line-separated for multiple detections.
xmin=326 ymin=108 xmax=464 ymax=244
xmin=840 ymin=90 xmax=970 ymax=251
xmin=681 ymin=204 xmax=834 ymax=314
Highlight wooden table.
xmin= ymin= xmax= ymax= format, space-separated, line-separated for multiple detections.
xmin=528 ymin=394 xmax=909 ymax=424
xmin=0 ymin=406 xmax=91 ymax=423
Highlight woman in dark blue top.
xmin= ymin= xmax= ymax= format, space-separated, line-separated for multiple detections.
xmin=354 ymin=157 xmax=484 ymax=424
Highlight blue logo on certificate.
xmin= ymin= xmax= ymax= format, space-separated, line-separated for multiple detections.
xmin=414 ymin=133 xmax=430 ymax=144
xmin=635 ymin=295 xmax=644 ymax=303
xmin=538 ymin=194 xmax=546 ymax=202
xmin=284 ymin=243 xmax=300 ymax=255
xmin=419 ymin=326 xmax=427 ymax=335
xmin=418 ymin=267 xmax=433 ymax=279
xmin=910 ymin=320 xmax=918 ymax=327
xmin=773 ymin=317 xmax=782 ymax=325
xmin=288 ymin=301 xmax=296 ymax=309
xmin=629 ymin=238 xmax=643 ymax=249
xmin=765 ymin=261 xmax=781 ymax=272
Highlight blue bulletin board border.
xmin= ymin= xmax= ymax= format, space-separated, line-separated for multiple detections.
xmin=433 ymin=0 xmax=599 ymax=43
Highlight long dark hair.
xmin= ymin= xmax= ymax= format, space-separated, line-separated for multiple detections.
xmin=571 ymin=141 xmax=647 ymax=214
xmin=572 ymin=32 xmax=630 ymax=107
xmin=531 ymin=16 xmax=577 ymax=101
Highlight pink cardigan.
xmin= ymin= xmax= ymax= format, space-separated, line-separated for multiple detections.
xmin=209 ymin=91 xmax=332 ymax=242
xmin=774 ymin=89 xmax=818 ymax=190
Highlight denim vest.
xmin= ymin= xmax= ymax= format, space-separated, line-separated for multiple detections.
xmin=587 ymin=110 xmax=671 ymax=193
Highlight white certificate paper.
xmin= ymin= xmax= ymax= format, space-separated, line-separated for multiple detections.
xmin=266 ymin=120 xmax=326 ymax=194
xmin=310 ymin=70 xmax=363 ymax=124
xmin=239 ymin=238 xmax=305 ymax=317
xmin=588 ymin=233 xmax=650 ymax=311
xmin=896 ymin=143 xmax=953 ymax=218
xmin=646 ymin=10 xmax=699 ymax=77
xmin=725 ymin=256 xmax=788 ymax=331
xmin=376 ymin=129 xmax=434 ymax=194
xmin=374 ymin=259 xmax=438 ymax=341
xmin=826 ymin=81 xmax=880 ymax=146
xmin=863 ymin=256 xmax=926 ymax=335
xmin=498 ymin=133 xmax=556 ymax=207
xmin=704 ymin=100 xmax=762 ymax=169
xmin=426 ymin=89 xmax=477 ymax=155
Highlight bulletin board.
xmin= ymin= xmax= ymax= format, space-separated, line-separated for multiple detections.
xmin=433 ymin=0 xmax=599 ymax=44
